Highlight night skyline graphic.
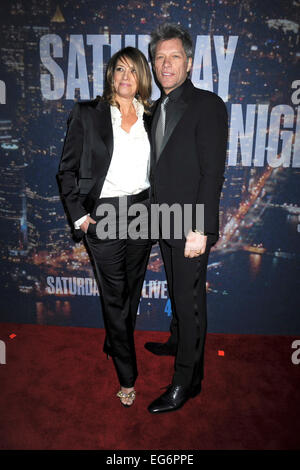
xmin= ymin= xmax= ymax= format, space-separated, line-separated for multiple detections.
xmin=0 ymin=0 xmax=299 ymax=335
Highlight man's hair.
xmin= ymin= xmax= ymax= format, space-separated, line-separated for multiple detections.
xmin=149 ymin=23 xmax=193 ymax=61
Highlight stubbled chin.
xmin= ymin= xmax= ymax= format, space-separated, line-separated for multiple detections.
xmin=160 ymin=76 xmax=175 ymax=85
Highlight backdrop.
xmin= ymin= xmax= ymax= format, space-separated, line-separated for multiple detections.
xmin=0 ymin=0 xmax=299 ymax=335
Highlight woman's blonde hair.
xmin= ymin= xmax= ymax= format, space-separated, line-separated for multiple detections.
xmin=102 ymin=47 xmax=152 ymax=112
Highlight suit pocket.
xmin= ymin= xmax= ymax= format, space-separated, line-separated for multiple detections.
xmin=87 ymin=221 xmax=97 ymax=236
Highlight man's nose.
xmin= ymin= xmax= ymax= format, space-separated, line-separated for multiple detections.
xmin=162 ymin=57 xmax=171 ymax=68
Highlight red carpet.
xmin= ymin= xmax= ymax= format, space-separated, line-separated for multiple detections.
xmin=0 ymin=322 xmax=299 ymax=450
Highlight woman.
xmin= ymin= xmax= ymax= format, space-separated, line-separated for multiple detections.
xmin=57 ymin=47 xmax=153 ymax=407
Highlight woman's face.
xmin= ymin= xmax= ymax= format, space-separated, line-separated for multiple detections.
xmin=113 ymin=57 xmax=138 ymax=101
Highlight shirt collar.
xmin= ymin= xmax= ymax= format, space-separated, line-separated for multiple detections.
xmin=162 ymin=78 xmax=189 ymax=102
xmin=132 ymin=98 xmax=144 ymax=118
xmin=111 ymin=98 xmax=144 ymax=118
xmin=110 ymin=98 xmax=144 ymax=129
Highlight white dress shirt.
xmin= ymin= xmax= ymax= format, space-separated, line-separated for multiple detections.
xmin=74 ymin=99 xmax=150 ymax=229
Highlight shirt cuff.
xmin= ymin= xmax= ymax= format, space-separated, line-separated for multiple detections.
xmin=74 ymin=214 xmax=89 ymax=230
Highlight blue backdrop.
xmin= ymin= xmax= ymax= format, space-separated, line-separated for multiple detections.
xmin=0 ymin=0 xmax=299 ymax=335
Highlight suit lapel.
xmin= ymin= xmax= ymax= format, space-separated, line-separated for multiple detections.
xmin=158 ymin=99 xmax=188 ymax=158
xmin=95 ymin=99 xmax=114 ymax=159
xmin=83 ymin=100 xmax=114 ymax=212
xmin=153 ymin=80 xmax=195 ymax=161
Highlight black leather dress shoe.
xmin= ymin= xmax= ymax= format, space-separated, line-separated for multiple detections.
xmin=144 ymin=342 xmax=177 ymax=356
xmin=148 ymin=385 xmax=191 ymax=414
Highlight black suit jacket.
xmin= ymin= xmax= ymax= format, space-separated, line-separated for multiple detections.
xmin=57 ymin=98 xmax=152 ymax=240
xmin=150 ymin=79 xmax=228 ymax=247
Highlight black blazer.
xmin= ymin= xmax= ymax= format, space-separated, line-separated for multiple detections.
xmin=150 ymin=79 xmax=228 ymax=247
xmin=57 ymin=98 xmax=151 ymax=240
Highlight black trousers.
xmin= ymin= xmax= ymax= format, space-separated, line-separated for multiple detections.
xmin=85 ymin=192 xmax=151 ymax=388
xmin=159 ymin=238 xmax=211 ymax=389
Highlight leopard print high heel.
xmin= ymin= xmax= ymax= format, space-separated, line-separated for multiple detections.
xmin=116 ymin=389 xmax=136 ymax=407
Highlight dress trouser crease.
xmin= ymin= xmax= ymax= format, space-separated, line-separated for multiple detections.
xmin=159 ymin=239 xmax=211 ymax=388
xmin=85 ymin=194 xmax=151 ymax=388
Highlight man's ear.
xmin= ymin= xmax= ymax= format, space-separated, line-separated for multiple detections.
xmin=187 ymin=57 xmax=192 ymax=73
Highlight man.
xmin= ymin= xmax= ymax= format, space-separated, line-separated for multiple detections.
xmin=146 ymin=23 xmax=228 ymax=414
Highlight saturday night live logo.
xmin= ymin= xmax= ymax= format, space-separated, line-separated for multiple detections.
xmin=39 ymin=33 xmax=300 ymax=168
xmin=46 ymin=276 xmax=169 ymax=299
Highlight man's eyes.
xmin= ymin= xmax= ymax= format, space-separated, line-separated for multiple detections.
xmin=156 ymin=55 xmax=182 ymax=60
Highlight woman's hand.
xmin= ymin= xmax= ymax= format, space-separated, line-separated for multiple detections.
xmin=80 ymin=215 xmax=96 ymax=233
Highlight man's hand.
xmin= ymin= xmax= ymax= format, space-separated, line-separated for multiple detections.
xmin=184 ymin=230 xmax=207 ymax=258
xmin=80 ymin=215 xmax=96 ymax=233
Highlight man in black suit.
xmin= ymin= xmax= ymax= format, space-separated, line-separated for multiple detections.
xmin=146 ymin=24 xmax=228 ymax=414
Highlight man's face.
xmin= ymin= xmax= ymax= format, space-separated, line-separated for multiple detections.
xmin=154 ymin=38 xmax=192 ymax=94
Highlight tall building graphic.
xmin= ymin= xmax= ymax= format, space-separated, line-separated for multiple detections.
xmin=0 ymin=142 xmax=27 ymax=255
xmin=51 ymin=5 xmax=65 ymax=23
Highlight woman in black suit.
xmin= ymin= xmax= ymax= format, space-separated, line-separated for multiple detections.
xmin=58 ymin=47 xmax=152 ymax=407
